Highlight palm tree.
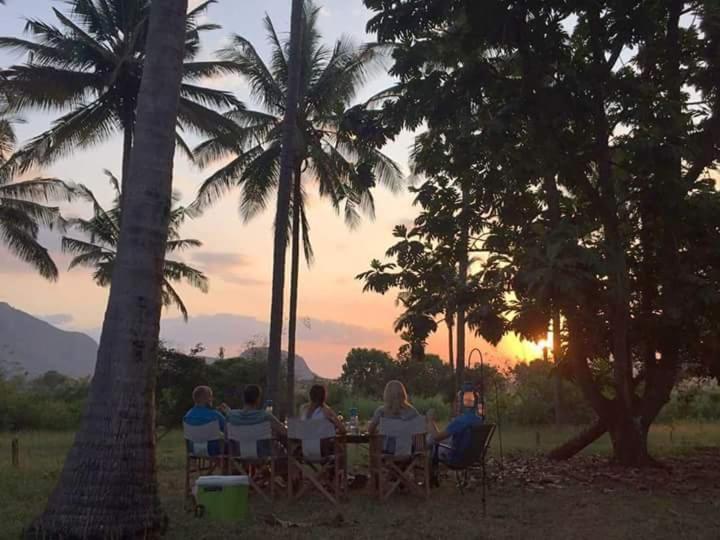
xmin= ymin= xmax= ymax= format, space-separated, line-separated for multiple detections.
xmin=0 ymin=0 xmax=240 ymax=200
xmin=27 ymin=0 xmax=191 ymax=536
xmin=0 ymin=99 xmax=73 ymax=280
xmin=62 ymin=171 xmax=208 ymax=320
xmin=0 ymin=177 xmax=73 ymax=280
xmin=193 ymin=0 xmax=401 ymax=411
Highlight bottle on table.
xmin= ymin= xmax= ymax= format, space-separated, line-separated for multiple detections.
xmin=265 ymin=400 xmax=273 ymax=415
xmin=349 ymin=407 xmax=359 ymax=434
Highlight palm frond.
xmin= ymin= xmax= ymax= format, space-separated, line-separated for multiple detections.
xmin=239 ymin=143 xmax=281 ymax=222
xmin=0 ymin=198 xmax=61 ymax=228
xmin=164 ymin=259 xmax=209 ymax=293
xmin=220 ymin=34 xmax=284 ymax=114
xmin=175 ymin=132 xmax=195 ymax=163
xmin=0 ymin=178 xmax=76 ymax=202
xmin=161 ymin=278 xmax=189 ymax=321
xmin=0 ymin=211 xmax=58 ymax=280
xmin=183 ymin=60 xmax=241 ymax=80
xmin=10 ymin=96 xmax=119 ymax=173
xmin=166 ymin=238 xmax=202 ymax=252
xmin=0 ymin=65 xmax=101 ymax=110
xmin=192 ymin=142 xmax=266 ymax=210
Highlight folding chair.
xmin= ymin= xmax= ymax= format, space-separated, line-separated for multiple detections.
xmin=441 ymin=423 xmax=496 ymax=514
xmin=287 ymin=418 xmax=347 ymax=506
xmin=226 ymin=421 xmax=281 ymax=502
xmin=182 ymin=420 xmax=226 ymax=508
xmin=372 ymin=415 xmax=430 ymax=500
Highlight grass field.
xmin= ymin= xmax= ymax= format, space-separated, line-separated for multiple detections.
xmin=1 ymin=423 xmax=719 ymax=539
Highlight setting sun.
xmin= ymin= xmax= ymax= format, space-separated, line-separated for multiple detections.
xmin=514 ymin=333 xmax=554 ymax=361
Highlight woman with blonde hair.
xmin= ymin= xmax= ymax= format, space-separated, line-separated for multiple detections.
xmin=368 ymin=380 xmax=419 ymax=434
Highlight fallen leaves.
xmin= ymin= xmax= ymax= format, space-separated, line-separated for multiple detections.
xmin=483 ymin=448 xmax=720 ymax=496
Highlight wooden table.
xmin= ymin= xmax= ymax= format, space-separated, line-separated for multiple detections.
xmin=338 ymin=433 xmax=382 ymax=495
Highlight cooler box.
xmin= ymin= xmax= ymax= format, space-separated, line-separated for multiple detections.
xmin=195 ymin=476 xmax=249 ymax=522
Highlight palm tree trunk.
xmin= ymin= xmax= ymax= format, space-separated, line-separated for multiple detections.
xmin=119 ymin=120 xmax=134 ymax=211
xmin=267 ymin=0 xmax=304 ymax=409
xmin=286 ymin=162 xmax=302 ymax=419
xmin=446 ymin=315 xmax=454 ymax=374
xmin=26 ymin=0 xmax=188 ymax=537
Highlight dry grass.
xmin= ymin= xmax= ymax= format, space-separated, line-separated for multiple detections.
xmin=1 ymin=424 xmax=719 ymax=539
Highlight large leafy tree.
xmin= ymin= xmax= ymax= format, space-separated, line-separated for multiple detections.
xmin=27 ymin=0 xmax=190 ymax=535
xmin=193 ymin=0 xmax=401 ymax=410
xmin=0 ymin=99 xmax=73 ymax=280
xmin=359 ymin=177 xmax=504 ymax=386
xmin=0 ymin=0 xmax=240 ymax=199
xmin=62 ymin=172 xmax=208 ymax=320
xmin=365 ymin=0 xmax=720 ymax=466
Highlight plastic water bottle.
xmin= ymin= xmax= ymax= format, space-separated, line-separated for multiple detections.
xmin=265 ymin=400 xmax=273 ymax=415
xmin=349 ymin=407 xmax=359 ymax=434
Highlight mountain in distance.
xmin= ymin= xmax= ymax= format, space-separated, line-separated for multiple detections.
xmin=241 ymin=347 xmax=317 ymax=381
xmin=0 ymin=303 xmax=320 ymax=381
xmin=0 ymin=302 xmax=97 ymax=378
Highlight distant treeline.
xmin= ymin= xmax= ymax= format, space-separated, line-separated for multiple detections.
xmin=2 ymin=347 xmax=719 ymax=431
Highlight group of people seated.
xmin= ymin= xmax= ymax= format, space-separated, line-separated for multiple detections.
xmin=184 ymin=379 xmax=484 ymax=465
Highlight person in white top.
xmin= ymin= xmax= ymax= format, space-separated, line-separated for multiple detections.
xmin=299 ymin=384 xmax=345 ymax=432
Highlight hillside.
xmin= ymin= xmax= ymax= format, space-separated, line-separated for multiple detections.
xmin=241 ymin=347 xmax=316 ymax=381
xmin=0 ymin=303 xmax=97 ymax=378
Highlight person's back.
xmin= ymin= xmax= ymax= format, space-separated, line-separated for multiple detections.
xmin=226 ymin=384 xmax=286 ymax=435
xmin=369 ymin=380 xmax=419 ymax=454
xmin=369 ymin=380 xmax=419 ymax=431
xmin=300 ymin=384 xmax=343 ymax=422
xmin=446 ymin=412 xmax=484 ymax=461
xmin=183 ymin=385 xmax=226 ymax=456
xmin=183 ymin=385 xmax=226 ymax=429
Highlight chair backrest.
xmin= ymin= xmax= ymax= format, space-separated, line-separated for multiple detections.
xmin=183 ymin=420 xmax=223 ymax=457
xmin=288 ymin=417 xmax=336 ymax=460
xmin=226 ymin=421 xmax=272 ymax=459
xmin=451 ymin=423 xmax=496 ymax=467
xmin=379 ymin=415 xmax=427 ymax=457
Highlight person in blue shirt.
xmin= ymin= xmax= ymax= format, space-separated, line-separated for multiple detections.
xmin=427 ymin=408 xmax=484 ymax=464
xmin=184 ymin=385 xmax=227 ymax=430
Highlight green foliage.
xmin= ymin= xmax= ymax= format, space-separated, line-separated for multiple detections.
xmin=62 ymin=174 xmax=208 ymax=320
xmin=0 ymin=100 xmax=76 ymax=280
xmin=340 ymin=348 xmax=394 ymax=396
xmin=0 ymin=371 xmax=89 ymax=431
xmin=505 ymin=359 xmax=594 ymax=426
xmin=362 ymin=0 xmax=720 ymax=461
xmin=658 ymin=379 xmax=720 ymax=423
xmin=193 ymin=0 xmax=402 ymax=238
xmin=0 ymin=0 xmax=239 ymax=175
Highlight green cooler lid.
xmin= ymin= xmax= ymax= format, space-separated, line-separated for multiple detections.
xmin=196 ymin=475 xmax=249 ymax=487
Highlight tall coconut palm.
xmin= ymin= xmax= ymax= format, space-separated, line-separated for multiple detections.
xmin=193 ymin=0 xmax=402 ymax=410
xmin=27 ymin=0 xmax=190 ymax=536
xmin=0 ymin=0 xmax=240 ymax=200
xmin=0 ymin=99 xmax=73 ymax=280
xmin=62 ymin=171 xmax=208 ymax=320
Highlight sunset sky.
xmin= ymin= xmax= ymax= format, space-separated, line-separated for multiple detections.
xmin=0 ymin=0 xmax=540 ymax=377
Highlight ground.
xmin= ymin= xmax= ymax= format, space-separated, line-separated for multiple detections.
xmin=1 ymin=424 xmax=719 ymax=539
